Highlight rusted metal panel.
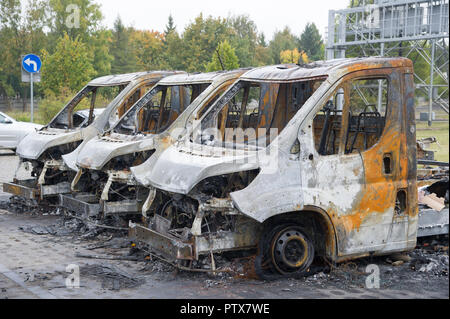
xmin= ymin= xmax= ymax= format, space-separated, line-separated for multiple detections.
xmin=41 ymin=182 xmax=71 ymax=197
xmin=157 ymin=70 xmax=249 ymax=86
xmin=103 ymin=200 xmax=142 ymax=216
xmin=59 ymin=193 xmax=102 ymax=217
xmin=129 ymin=222 xmax=194 ymax=261
xmin=4 ymin=159 xmax=72 ymax=200
xmin=194 ymin=217 xmax=261 ymax=257
xmin=418 ymin=208 xmax=449 ymax=237
xmin=2 ymin=180 xmax=38 ymax=200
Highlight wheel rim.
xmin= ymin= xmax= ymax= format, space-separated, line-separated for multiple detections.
xmin=270 ymin=227 xmax=310 ymax=275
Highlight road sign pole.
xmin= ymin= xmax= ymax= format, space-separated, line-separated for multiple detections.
xmin=21 ymin=54 xmax=41 ymax=123
xmin=30 ymin=73 xmax=34 ymax=123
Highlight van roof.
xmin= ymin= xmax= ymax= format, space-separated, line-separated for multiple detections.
xmin=241 ymin=57 xmax=412 ymax=82
xmin=88 ymin=71 xmax=182 ymax=86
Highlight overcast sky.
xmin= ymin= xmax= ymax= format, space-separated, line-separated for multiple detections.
xmin=95 ymin=0 xmax=350 ymax=40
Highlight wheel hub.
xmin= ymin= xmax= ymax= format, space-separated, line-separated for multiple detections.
xmin=271 ymin=228 xmax=309 ymax=274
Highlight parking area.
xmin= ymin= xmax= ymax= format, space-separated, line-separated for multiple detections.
xmin=0 ymin=151 xmax=448 ymax=299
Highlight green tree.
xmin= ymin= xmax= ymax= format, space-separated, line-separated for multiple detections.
xmin=23 ymin=0 xmax=49 ymax=54
xmin=161 ymin=15 xmax=183 ymax=70
xmin=0 ymin=0 xmax=23 ymax=97
xmin=227 ymin=15 xmax=258 ymax=67
xmin=109 ymin=17 xmax=137 ymax=74
xmin=299 ymin=23 xmax=324 ymax=61
xmin=164 ymin=14 xmax=176 ymax=36
xmin=47 ymin=0 xmax=111 ymax=76
xmin=0 ymin=0 xmax=49 ymax=100
xmin=41 ymin=32 xmax=95 ymax=95
xmin=268 ymin=27 xmax=299 ymax=64
xmin=206 ymin=40 xmax=239 ymax=71
xmin=131 ymin=29 xmax=166 ymax=70
xmin=48 ymin=0 xmax=103 ymax=43
xmin=258 ymin=33 xmax=267 ymax=47
xmin=280 ymin=48 xmax=308 ymax=64
xmin=253 ymin=32 xmax=272 ymax=66
xmin=163 ymin=31 xmax=185 ymax=70
xmin=181 ymin=13 xmax=233 ymax=72
xmin=90 ymin=29 xmax=113 ymax=76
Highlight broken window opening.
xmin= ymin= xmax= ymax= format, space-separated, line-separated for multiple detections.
xmin=313 ymin=87 xmax=345 ymax=156
xmin=50 ymin=85 xmax=125 ymax=130
xmin=384 ymin=153 xmax=393 ymax=175
xmin=190 ymin=84 xmax=210 ymax=105
xmin=313 ymin=77 xmax=389 ymax=157
xmin=113 ymin=84 xmax=210 ymax=135
xmin=344 ymin=77 xmax=389 ymax=155
xmin=196 ymin=79 xmax=326 ymax=149
xmin=195 ymin=82 xmax=236 ymax=121
xmin=106 ymin=83 xmax=156 ymax=131
xmin=395 ymin=190 xmax=408 ymax=215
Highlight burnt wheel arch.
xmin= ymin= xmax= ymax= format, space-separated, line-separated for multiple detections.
xmin=259 ymin=208 xmax=338 ymax=261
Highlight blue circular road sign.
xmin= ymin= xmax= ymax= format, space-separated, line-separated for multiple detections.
xmin=22 ymin=54 xmax=42 ymax=73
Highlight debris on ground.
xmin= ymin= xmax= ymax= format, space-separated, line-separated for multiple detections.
xmin=409 ymin=236 xmax=449 ymax=277
xmin=18 ymin=216 xmax=92 ymax=237
xmin=81 ymin=264 xmax=145 ymax=291
xmin=419 ymin=191 xmax=446 ymax=211
xmin=84 ymin=237 xmax=131 ymax=250
xmin=0 ymin=196 xmax=59 ymax=215
xmin=1 ymin=195 xmax=448 ymax=294
xmin=140 ymin=259 xmax=175 ymax=274
xmin=16 ymin=211 xmax=128 ymax=240
xmin=75 ymin=252 xmax=141 ymax=262
xmin=19 ymin=225 xmax=58 ymax=236
xmin=418 ymin=176 xmax=449 ymax=211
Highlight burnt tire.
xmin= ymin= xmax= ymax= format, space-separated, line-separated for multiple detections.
xmin=255 ymin=223 xmax=315 ymax=280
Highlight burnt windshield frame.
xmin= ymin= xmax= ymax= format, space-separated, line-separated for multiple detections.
xmin=48 ymin=84 xmax=128 ymax=130
xmin=48 ymin=86 xmax=96 ymax=129
xmin=194 ymin=77 xmax=329 ymax=148
xmin=112 ymin=85 xmax=165 ymax=135
xmin=111 ymin=83 xmax=211 ymax=135
xmin=201 ymin=81 xmax=247 ymax=129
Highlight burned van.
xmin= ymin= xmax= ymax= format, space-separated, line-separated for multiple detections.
xmin=3 ymin=71 xmax=178 ymax=202
xmin=61 ymin=70 xmax=250 ymax=219
xmin=129 ymin=58 xmax=420 ymax=279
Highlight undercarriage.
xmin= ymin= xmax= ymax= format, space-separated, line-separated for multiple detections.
xmin=60 ymin=150 xmax=155 ymax=218
xmin=129 ymin=170 xmax=268 ymax=270
xmin=3 ymin=142 xmax=81 ymax=202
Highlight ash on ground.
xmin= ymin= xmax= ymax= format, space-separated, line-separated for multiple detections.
xmin=81 ymin=264 xmax=145 ymax=290
xmin=1 ymin=197 xmax=448 ymax=292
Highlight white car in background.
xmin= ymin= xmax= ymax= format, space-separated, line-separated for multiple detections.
xmin=0 ymin=112 xmax=43 ymax=151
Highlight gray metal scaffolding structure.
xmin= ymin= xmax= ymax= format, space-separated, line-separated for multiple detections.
xmin=326 ymin=0 xmax=449 ymax=126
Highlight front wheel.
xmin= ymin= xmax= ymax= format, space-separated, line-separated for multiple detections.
xmin=255 ymin=224 xmax=315 ymax=280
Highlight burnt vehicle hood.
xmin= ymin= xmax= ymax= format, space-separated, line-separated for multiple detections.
xmin=131 ymin=142 xmax=261 ymax=195
xmin=75 ymin=133 xmax=156 ymax=171
xmin=16 ymin=128 xmax=84 ymax=160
